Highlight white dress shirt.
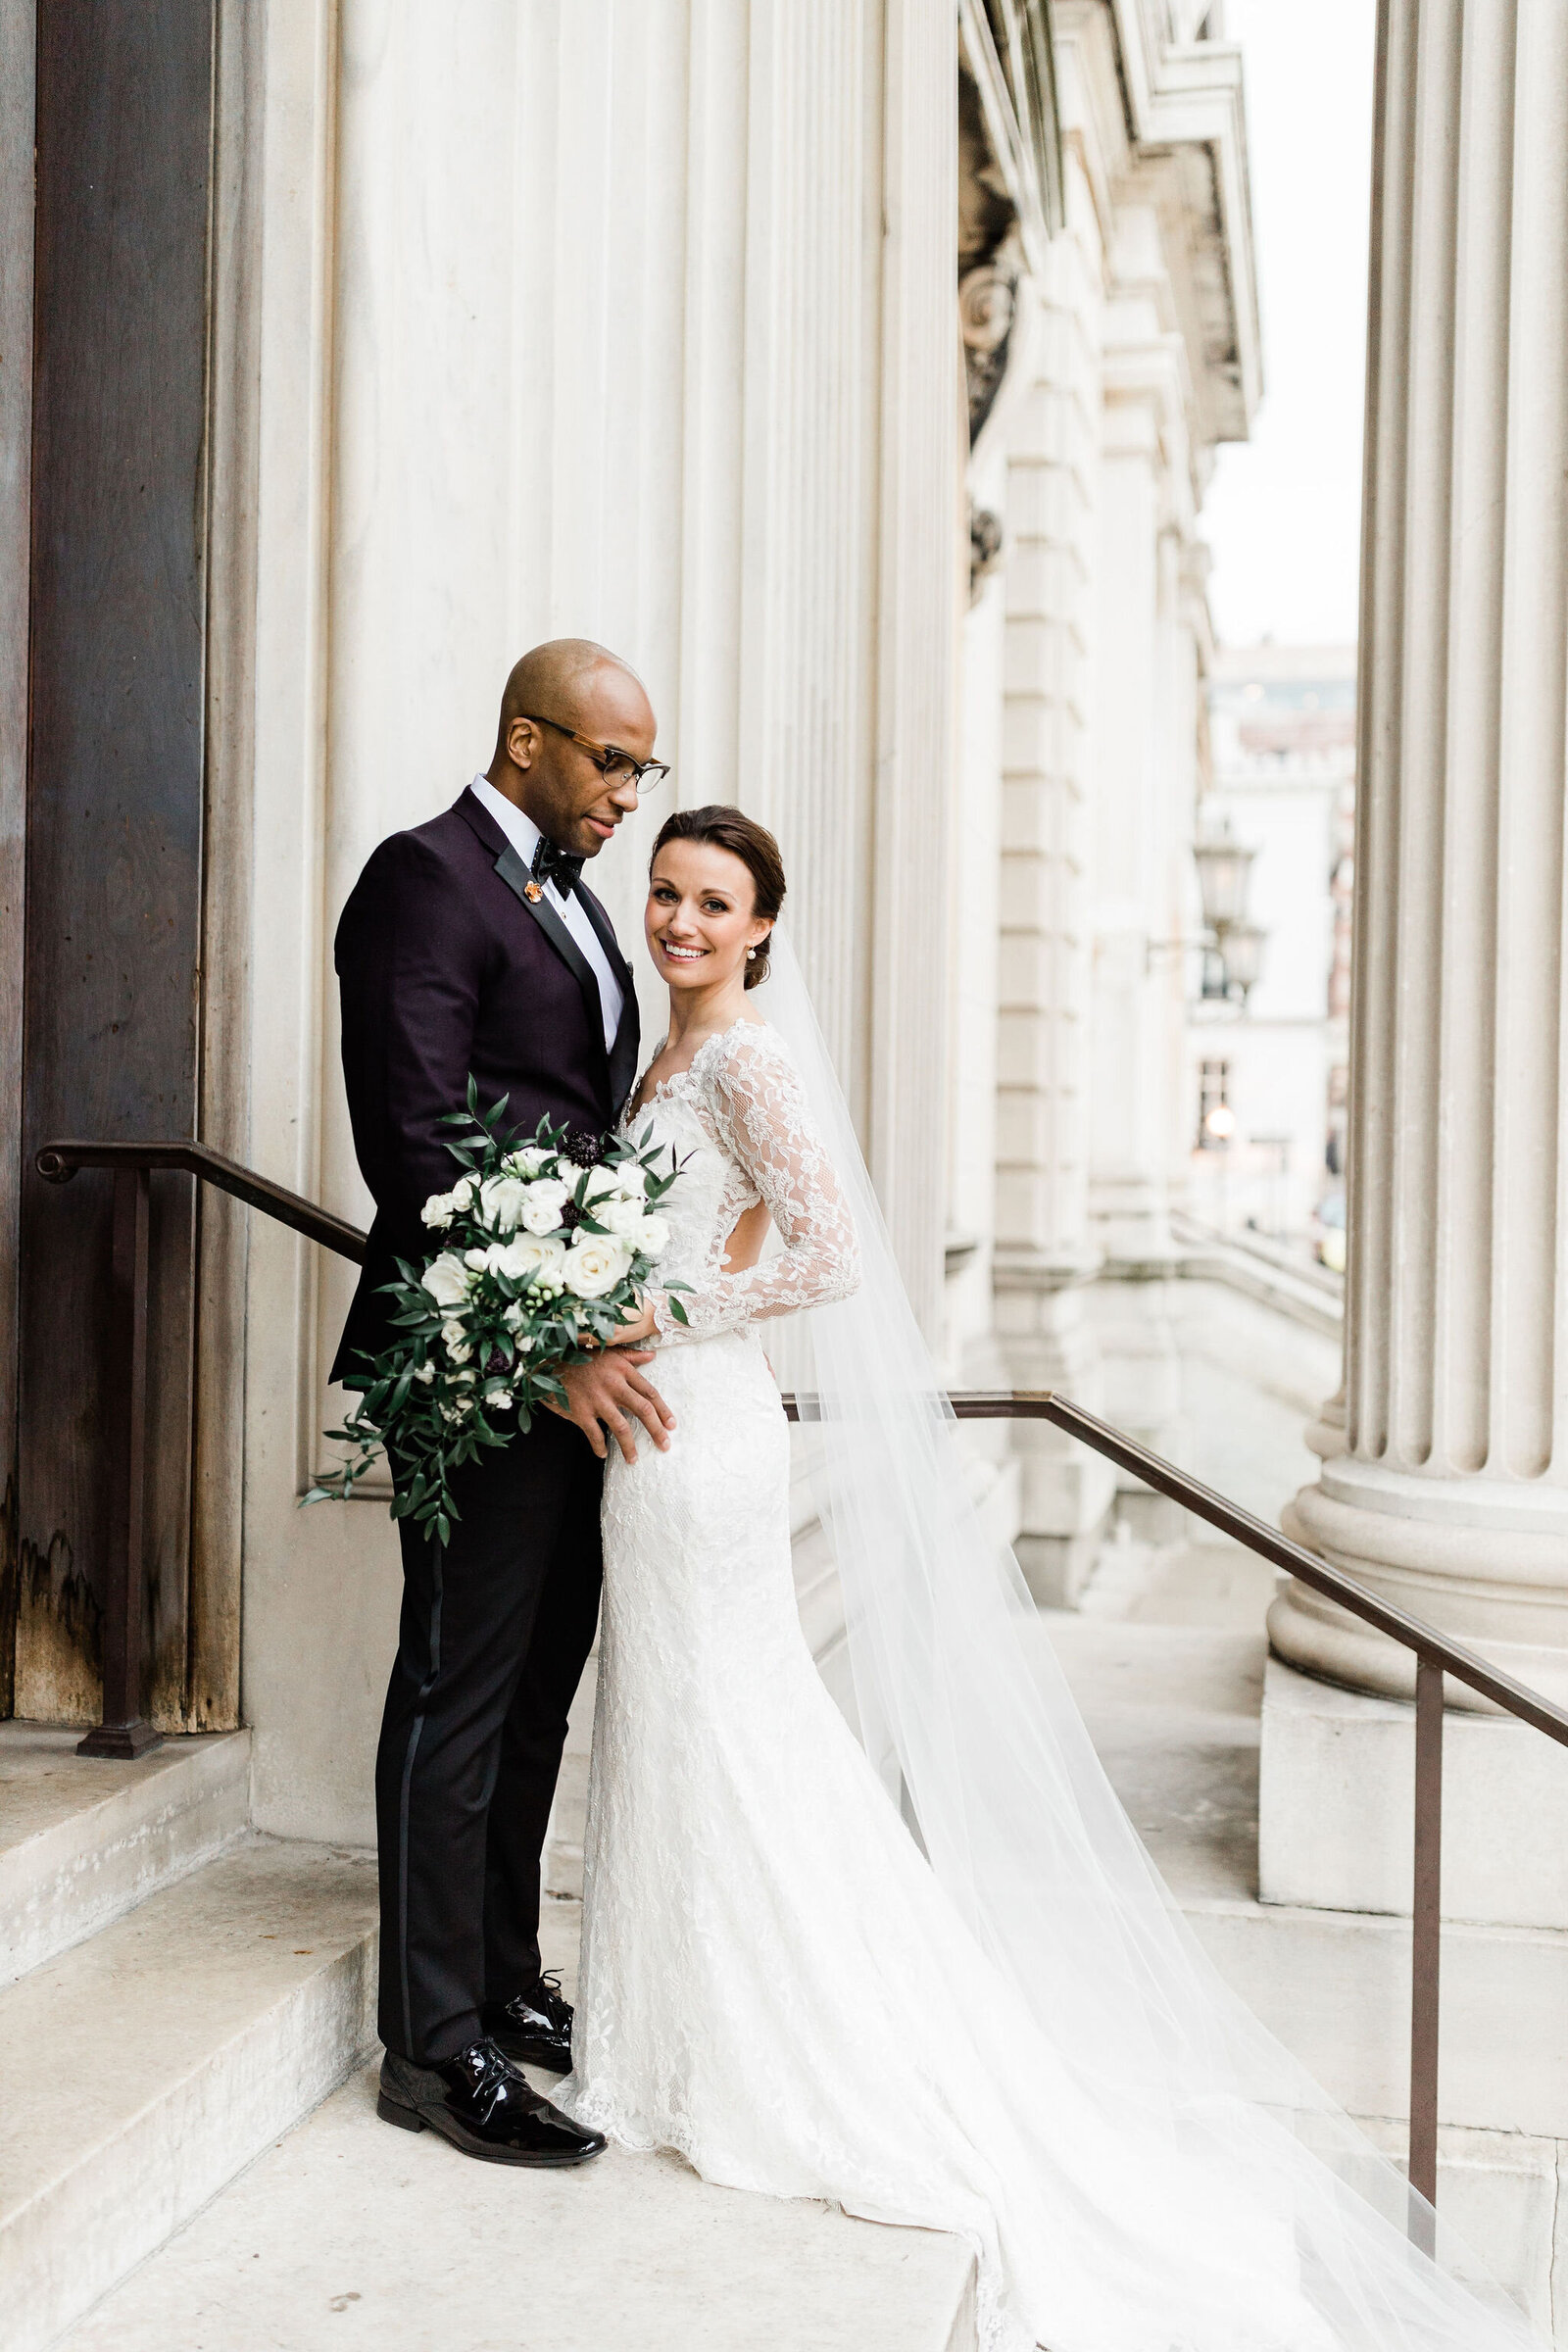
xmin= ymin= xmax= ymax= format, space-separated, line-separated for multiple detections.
xmin=469 ymin=774 xmax=625 ymax=1053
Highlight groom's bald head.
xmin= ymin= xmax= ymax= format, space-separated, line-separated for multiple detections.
xmin=486 ymin=638 xmax=658 ymax=858
xmin=496 ymin=639 xmax=649 ymax=743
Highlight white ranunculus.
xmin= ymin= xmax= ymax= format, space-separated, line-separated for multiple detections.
xmin=516 ymin=1177 xmax=570 ymax=1235
xmin=420 ymin=1190 xmax=456 ymax=1229
xmin=440 ymin=1321 xmax=472 ymax=1364
xmin=590 ymin=1194 xmax=647 ymax=1238
xmin=562 ymin=1232 xmax=632 ymax=1299
xmin=504 ymin=1145 xmax=552 ymax=1178
xmin=495 ymin=1232 xmax=566 ymax=1287
xmin=463 ymin=1247 xmax=490 ymax=1273
xmin=450 ymin=1175 xmax=477 ymax=1213
xmin=421 ymin=1251 xmax=471 ymax=1310
xmin=635 ymin=1214 xmax=669 ymax=1258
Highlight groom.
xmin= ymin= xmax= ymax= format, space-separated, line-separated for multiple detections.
xmin=333 ymin=639 xmax=674 ymax=2164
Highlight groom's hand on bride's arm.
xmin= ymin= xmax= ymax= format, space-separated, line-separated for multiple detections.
xmin=549 ymin=1352 xmax=675 ymax=1463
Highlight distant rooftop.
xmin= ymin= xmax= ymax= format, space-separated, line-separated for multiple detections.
xmin=1210 ymin=643 xmax=1356 ymax=685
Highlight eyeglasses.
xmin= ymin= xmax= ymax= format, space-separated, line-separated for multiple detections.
xmin=521 ymin=713 xmax=670 ymax=794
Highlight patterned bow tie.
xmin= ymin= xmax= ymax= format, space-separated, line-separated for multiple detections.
xmin=531 ymin=836 xmax=585 ymax=897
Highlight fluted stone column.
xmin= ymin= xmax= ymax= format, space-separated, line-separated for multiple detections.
xmin=995 ymin=246 xmax=1116 ymax=1603
xmin=1263 ymin=0 xmax=1568 ymax=1927
xmin=1081 ymin=319 xmax=1194 ymax=1483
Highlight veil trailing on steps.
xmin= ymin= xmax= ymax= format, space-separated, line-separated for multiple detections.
xmin=761 ymin=927 xmax=1536 ymax=2351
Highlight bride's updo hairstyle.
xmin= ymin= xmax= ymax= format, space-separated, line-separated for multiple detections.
xmin=650 ymin=805 xmax=786 ymax=989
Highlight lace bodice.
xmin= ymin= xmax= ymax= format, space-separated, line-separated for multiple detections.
xmin=621 ymin=1020 xmax=860 ymax=1343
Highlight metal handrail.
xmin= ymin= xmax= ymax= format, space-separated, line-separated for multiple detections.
xmin=34 ymin=1140 xmax=368 ymax=1762
xmin=39 ymin=1138 xmax=1568 ymax=2230
xmin=37 ymin=1139 xmax=367 ymax=1262
xmin=787 ymin=1391 xmax=1568 ymax=1740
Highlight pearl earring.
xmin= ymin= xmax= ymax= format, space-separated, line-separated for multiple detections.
xmin=747 ymin=947 xmax=758 ymax=960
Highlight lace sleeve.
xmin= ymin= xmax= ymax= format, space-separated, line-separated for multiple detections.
xmin=653 ymin=1026 xmax=860 ymax=1342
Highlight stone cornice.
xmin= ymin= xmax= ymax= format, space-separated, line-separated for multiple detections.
xmin=1056 ymin=0 xmax=1260 ymax=449
xmin=1109 ymin=0 xmax=1261 ymax=432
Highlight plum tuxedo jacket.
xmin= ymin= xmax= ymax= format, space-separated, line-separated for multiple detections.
xmin=331 ymin=785 xmax=641 ymax=1383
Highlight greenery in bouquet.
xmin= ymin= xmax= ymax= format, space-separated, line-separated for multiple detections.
xmin=307 ymin=1081 xmax=688 ymax=1545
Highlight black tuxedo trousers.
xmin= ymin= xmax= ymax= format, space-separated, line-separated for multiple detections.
xmin=376 ymin=1410 xmax=604 ymax=2063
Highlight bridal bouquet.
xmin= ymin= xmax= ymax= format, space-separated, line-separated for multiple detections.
xmin=308 ymin=1081 xmax=687 ymax=1545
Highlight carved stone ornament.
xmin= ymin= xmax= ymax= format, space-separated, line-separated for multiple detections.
xmin=959 ymin=232 xmax=1021 ymax=445
xmin=969 ymin=503 xmax=1004 ymax=603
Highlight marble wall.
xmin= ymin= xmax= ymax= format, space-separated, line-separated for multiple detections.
xmin=238 ymin=0 xmax=959 ymax=1840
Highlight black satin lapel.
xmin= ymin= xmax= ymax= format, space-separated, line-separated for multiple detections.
xmin=608 ymin=996 xmax=642 ymax=1121
xmin=492 ymin=843 xmax=608 ymax=1050
xmin=575 ymin=880 xmax=636 ymax=995
xmin=573 ymin=878 xmax=641 ymax=1116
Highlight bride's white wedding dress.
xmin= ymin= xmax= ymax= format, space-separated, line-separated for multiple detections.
xmin=558 ymin=1010 xmax=1535 ymax=2352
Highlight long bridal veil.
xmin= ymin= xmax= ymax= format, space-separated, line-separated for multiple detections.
xmin=762 ymin=929 xmax=1536 ymax=2350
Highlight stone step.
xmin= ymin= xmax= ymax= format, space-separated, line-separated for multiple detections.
xmin=1191 ymin=1889 xmax=1568 ymax=2142
xmin=1189 ymin=1901 xmax=1568 ymax=2341
xmin=52 ymin=1893 xmax=978 ymax=2352
xmin=1044 ymin=1607 xmax=1568 ymax=2333
xmin=0 ymin=1722 xmax=252 ymax=1986
xmin=0 ymin=1836 xmax=378 ymax=2352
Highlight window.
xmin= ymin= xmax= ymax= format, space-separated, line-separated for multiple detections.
xmin=1197 ymin=1059 xmax=1234 ymax=1149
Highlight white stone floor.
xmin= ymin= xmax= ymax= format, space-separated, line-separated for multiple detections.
xmin=55 ymin=1894 xmax=975 ymax=2352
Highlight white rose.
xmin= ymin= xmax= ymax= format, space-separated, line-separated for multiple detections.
xmin=421 ymin=1251 xmax=471 ymax=1310
xmin=495 ymin=1232 xmax=566 ymax=1287
xmin=562 ymin=1232 xmax=632 ymax=1300
xmin=590 ymin=1194 xmax=647 ymax=1238
xmin=420 ymin=1190 xmax=456 ymax=1230
xmin=413 ymin=1361 xmax=436 ymax=1385
xmin=517 ymin=1177 xmax=570 ymax=1235
xmin=463 ymin=1247 xmax=491 ymax=1273
xmin=479 ymin=1173 xmax=532 ymax=1232
xmin=450 ymin=1175 xmax=477 ymax=1212
xmin=595 ymin=1162 xmax=651 ymax=1205
xmin=635 ymin=1214 xmax=669 ymax=1258
xmin=440 ymin=1321 xmax=472 ymax=1364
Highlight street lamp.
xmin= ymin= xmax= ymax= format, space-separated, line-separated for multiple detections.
xmin=1216 ymin=918 xmax=1265 ymax=1004
xmin=1193 ymin=830 xmax=1258 ymax=935
xmin=1191 ymin=818 xmax=1266 ymax=1009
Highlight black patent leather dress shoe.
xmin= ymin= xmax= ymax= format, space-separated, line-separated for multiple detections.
xmin=480 ymin=1970 xmax=575 ymax=2074
xmin=377 ymin=2038 xmax=606 ymax=2166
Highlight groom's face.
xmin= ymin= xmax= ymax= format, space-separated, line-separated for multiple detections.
xmin=510 ymin=667 xmax=658 ymax=860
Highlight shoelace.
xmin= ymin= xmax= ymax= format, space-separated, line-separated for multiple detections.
xmin=463 ymin=2040 xmax=519 ymax=2121
xmin=529 ymin=1971 xmax=572 ymax=2032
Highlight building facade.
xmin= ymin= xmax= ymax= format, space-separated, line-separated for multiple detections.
xmin=1186 ymin=643 xmax=1355 ymax=1250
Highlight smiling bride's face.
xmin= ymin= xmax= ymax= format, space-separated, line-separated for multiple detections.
xmin=645 ymin=839 xmax=772 ymax=1000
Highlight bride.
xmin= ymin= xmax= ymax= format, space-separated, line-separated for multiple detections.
xmin=554 ymin=803 xmax=1536 ymax=2352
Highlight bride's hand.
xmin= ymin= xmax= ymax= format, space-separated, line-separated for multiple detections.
xmin=609 ymin=1295 xmax=660 ymax=1348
